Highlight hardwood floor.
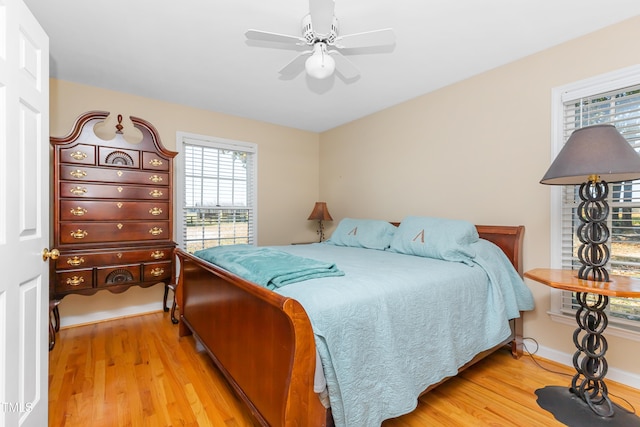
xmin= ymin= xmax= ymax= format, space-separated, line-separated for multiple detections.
xmin=49 ymin=312 xmax=640 ymax=426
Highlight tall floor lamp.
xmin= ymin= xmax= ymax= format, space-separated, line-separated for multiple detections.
xmin=537 ymin=123 xmax=640 ymax=421
xmin=307 ymin=202 xmax=333 ymax=242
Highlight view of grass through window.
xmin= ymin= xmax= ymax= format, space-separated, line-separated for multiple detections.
xmin=184 ymin=209 xmax=250 ymax=253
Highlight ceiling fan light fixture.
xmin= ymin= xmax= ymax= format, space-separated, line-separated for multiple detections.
xmin=305 ymin=43 xmax=335 ymax=79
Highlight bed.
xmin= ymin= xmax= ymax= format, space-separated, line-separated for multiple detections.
xmin=175 ymin=218 xmax=534 ymax=427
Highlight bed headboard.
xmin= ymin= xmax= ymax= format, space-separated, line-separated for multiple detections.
xmin=475 ymin=225 xmax=524 ymax=276
xmin=389 ymin=222 xmax=524 ymax=277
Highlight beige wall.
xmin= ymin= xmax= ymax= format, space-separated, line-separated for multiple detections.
xmin=51 ymin=79 xmax=320 ymax=324
xmin=319 ymin=16 xmax=640 ymax=376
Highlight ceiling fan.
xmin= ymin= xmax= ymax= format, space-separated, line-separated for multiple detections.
xmin=245 ymin=0 xmax=395 ymax=80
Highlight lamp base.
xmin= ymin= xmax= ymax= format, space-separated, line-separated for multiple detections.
xmin=536 ymin=386 xmax=640 ymax=426
xmin=577 ymin=180 xmax=610 ymax=282
xmin=316 ymin=220 xmax=325 ymax=242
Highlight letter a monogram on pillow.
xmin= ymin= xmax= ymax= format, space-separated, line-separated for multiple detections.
xmin=389 ymin=216 xmax=478 ymax=264
xmin=325 ymin=218 xmax=396 ymax=250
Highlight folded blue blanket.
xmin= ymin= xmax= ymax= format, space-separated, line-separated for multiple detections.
xmin=193 ymin=244 xmax=345 ymax=289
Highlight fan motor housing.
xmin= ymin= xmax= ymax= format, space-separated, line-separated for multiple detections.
xmin=302 ymin=14 xmax=338 ymax=44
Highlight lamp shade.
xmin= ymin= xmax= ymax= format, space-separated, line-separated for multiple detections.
xmin=307 ymin=202 xmax=333 ymax=221
xmin=541 ymin=124 xmax=640 ymax=185
xmin=305 ymin=43 xmax=335 ymax=79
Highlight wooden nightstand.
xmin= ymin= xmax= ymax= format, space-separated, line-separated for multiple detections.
xmin=524 ymin=268 xmax=640 ymax=426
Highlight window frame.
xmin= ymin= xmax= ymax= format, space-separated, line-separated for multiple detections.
xmin=175 ymin=131 xmax=258 ymax=252
xmin=549 ymin=64 xmax=640 ymax=341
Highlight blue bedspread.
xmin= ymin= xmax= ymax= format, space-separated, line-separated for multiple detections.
xmin=272 ymin=241 xmax=534 ymax=427
xmin=193 ymin=241 xmax=534 ymax=427
xmin=193 ymin=244 xmax=344 ymax=289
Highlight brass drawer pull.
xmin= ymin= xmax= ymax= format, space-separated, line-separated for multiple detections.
xmin=149 ymin=158 xmax=163 ymax=167
xmin=70 ymin=169 xmax=87 ymax=178
xmin=66 ymin=276 xmax=84 ymax=286
xmin=149 ymin=227 xmax=163 ymax=236
xmin=149 ymin=189 xmax=163 ymax=198
xmin=151 ymin=251 xmax=165 ymax=260
xmin=149 ymin=207 xmax=163 ymax=216
xmin=150 ymin=268 xmax=165 ymax=277
xmin=70 ymin=207 xmax=87 ymax=216
xmin=70 ymin=151 xmax=87 ymax=161
xmin=70 ymin=186 xmax=87 ymax=195
xmin=149 ymin=175 xmax=163 ymax=183
xmin=70 ymin=229 xmax=88 ymax=239
xmin=67 ymin=256 xmax=85 ymax=267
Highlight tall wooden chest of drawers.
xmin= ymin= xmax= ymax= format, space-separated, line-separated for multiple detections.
xmin=49 ymin=111 xmax=177 ymax=346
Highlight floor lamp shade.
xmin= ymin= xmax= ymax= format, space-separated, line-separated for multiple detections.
xmin=540 ymin=124 xmax=640 ymax=281
xmin=541 ymin=124 xmax=640 ymax=185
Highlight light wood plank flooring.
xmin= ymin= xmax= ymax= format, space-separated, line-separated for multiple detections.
xmin=49 ymin=312 xmax=640 ymax=426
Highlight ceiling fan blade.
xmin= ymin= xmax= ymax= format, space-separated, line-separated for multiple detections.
xmin=279 ymin=51 xmax=312 ymax=77
xmin=333 ymin=28 xmax=396 ymax=49
xmin=328 ymin=50 xmax=359 ymax=80
xmin=245 ymin=29 xmax=306 ymax=45
xmin=309 ymin=0 xmax=335 ymax=36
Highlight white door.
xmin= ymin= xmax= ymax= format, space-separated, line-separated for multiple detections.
xmin=0 ymin=0 xmax=49 ymax=426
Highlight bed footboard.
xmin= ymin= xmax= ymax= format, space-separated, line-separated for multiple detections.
xmin=176 ymin=249 xmax=330 ymax=427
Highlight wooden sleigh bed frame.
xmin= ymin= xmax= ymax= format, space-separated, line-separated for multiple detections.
xmin=175 ymin=224 xmax=525 ymax=427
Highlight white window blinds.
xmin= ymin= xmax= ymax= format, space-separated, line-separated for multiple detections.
xmin=559 ymin=83 xmax=640 ymax=328
xmin=178 ymin=135 xmax=257 ymax=253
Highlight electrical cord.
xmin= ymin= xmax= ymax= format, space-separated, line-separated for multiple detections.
xmin=522 ymin=336 xmax=637 ymax=415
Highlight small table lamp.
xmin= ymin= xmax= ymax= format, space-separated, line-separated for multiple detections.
xmin=540 ymin=124 xmax=640 ymax=282
xmin=307 ymin=202 xmax=333 ymax=242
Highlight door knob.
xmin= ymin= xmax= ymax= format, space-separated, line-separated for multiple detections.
xmin=42 ymin=248 xmax=60 ymax=261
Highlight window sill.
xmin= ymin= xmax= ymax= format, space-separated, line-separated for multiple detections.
xmin=548 ymin=310 xmax=640 ymax=342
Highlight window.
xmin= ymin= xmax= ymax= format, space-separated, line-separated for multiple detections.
xmin=550 ymin=65 xmax=640 ymax=336
xmin=176 ymin=132 xmax=257 ymax=253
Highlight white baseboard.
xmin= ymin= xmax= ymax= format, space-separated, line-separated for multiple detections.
xmin=56 ymin=285 xmax=168 ymax=328
xmin=535 ymin=344 xmax=640 ymax=390
xmin=59 ymin=301 xmax=164 ymax=328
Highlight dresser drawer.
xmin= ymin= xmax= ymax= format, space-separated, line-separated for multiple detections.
xmin=55 ymin=269 xmax=93 ymax=293
xmin=60 ymin=200 xmax=170 ymax=221
xmin=55 ymin=246 xmax=174 ymax=270
xmin=96 ymin=265 xmax=141 ymax=287
xmin=60 ymin=182 xmax=169 ymax=200
xmin=98 ymin=146 xmax=140 ymax=168
xmin=143 ymin=261 xmax=172 ymax=282
xmin=60 ymin=164 xmax=168 ymax=186
xmin=60 ymin=221 xmax=171 ymax=244
xmin=142 ymin=151 xmax=170 ymax=171
xmin=59 ymin=144 xmax=96 ymax=166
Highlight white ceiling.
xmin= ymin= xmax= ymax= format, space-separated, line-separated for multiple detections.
xmin=23 ymin=0 xmax=640 ymax=133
